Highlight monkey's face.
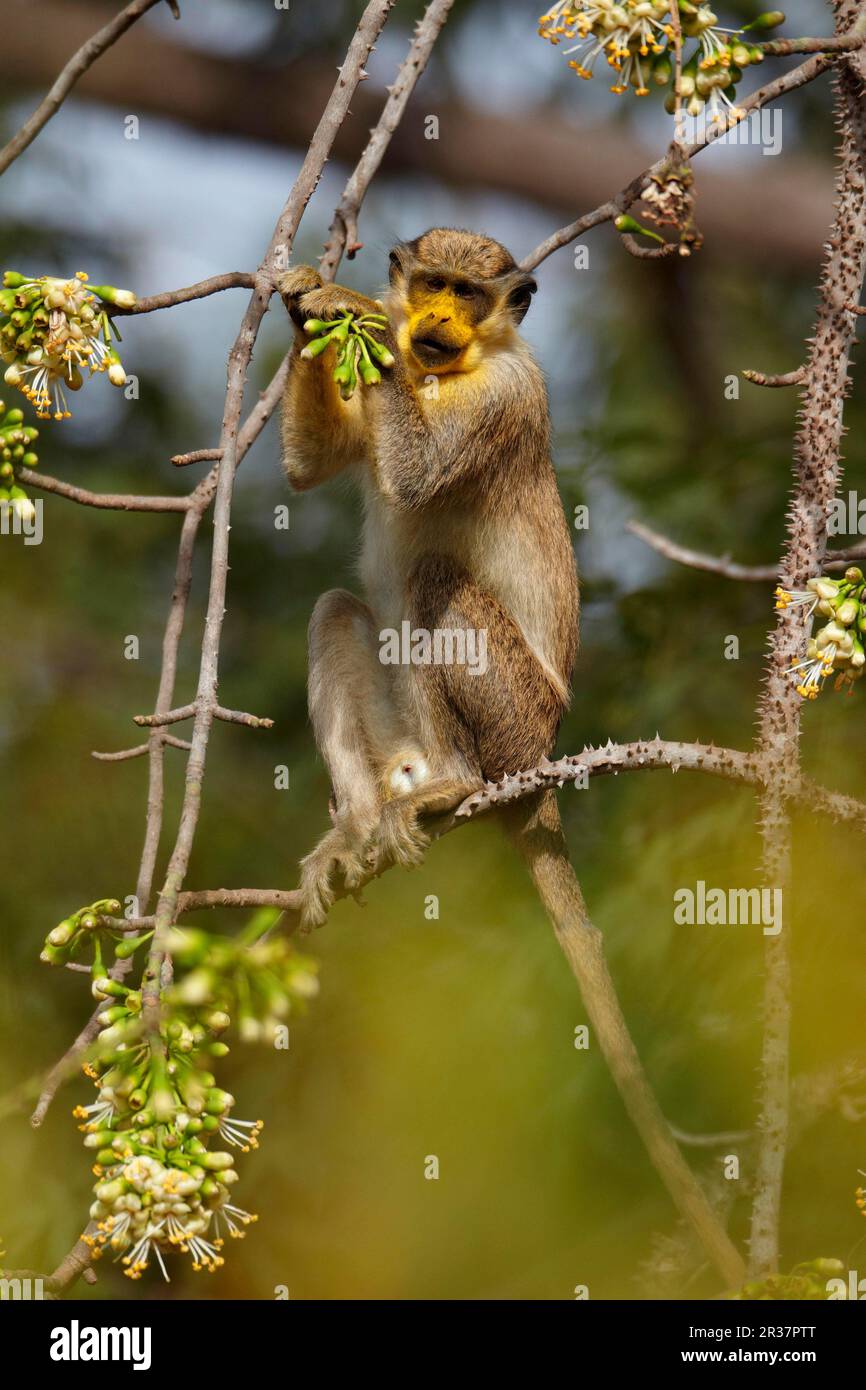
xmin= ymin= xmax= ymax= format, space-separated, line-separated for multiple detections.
xmin=388 ymin=230 xmax=537 ymax=376
xmin=403 ymin=273 xmax=491 ymax=373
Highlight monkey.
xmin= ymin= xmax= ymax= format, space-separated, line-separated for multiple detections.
xmin=279 ymin=227 xmax=579 ymax=928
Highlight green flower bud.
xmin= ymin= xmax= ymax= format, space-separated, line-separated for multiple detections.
xmin=358 ymin=356 xmax=382 ymax=387
xmin=300 ymin=334 xmax=334 ymax=361
xmin=201 ymin=1152 xmax=234 ymax=1170
xmin=95 ymin=1178 xmax=127 ymax=1203
xmin=85 ymin=1131 xmax=119 ymax=1150
xmin=837 ymin=598 xmax=858 ymax=626
xmin=362 ymin=335 xmax=395 ymax=368
xmin=89 ymin=285 xmax=137 ymax=309
xmin=97 ymin=1005 xmax=130 ymax=1026
xmin=743 ymin=11 xmax=785 ymax=30
xmin=48 ymin=918 xmax=77 ymax=947
xmin=204 ymin=1087 xmax=234 ymax=1115
xmin=614 ymin=215 xmax=665 ymax=245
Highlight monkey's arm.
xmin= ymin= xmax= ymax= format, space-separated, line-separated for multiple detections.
xmin=281 ymin=343 xmax=369 ymax=491
xmin=371 ymin=357 xmax=544 ymax=510
xmin=279 ymin=268 xmax=370 ymax=492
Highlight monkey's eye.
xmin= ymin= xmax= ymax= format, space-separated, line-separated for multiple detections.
xmin=425 ymin=276 xmax=446 ymax=293
xmin=453 ymin=282 xmax=476 ymax=300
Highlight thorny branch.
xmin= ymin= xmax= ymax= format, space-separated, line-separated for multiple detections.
xmin=4 ymin=0 xmax=866 ymax=1298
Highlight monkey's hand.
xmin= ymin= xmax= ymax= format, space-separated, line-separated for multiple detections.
xmin=298 ymin=283 xmax=388 ymax=327
xmin=278 ymin=265 xmax=325 ymax=331
xmin=298 ymin=287 xmax=395 ymax=400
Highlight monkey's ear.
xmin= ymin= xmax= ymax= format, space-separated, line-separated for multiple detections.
xmin=388 ymin=244 xmax=410 ymax=286
xmin=506 ymin=272 xmax=537 ymax=324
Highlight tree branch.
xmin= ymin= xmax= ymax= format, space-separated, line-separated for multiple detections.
xmin=127 ymin=271 xmax=255 ymax=315
xmin=521 ymin=52 xmax=835 ymax=271
xmin=628 ymin=519 xmax=866 ymax=580
xmin=748 ymin=1 xmax=866 ymax=1276
xmin=16 ymin=466 xmax=189 ymax=513
xmin=0 ymin=0 xmax=166 ymax=176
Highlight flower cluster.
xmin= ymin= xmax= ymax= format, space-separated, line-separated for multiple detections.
xmin=0 ymin=396 xmax=39 ymax=519
xmin=301 ymin=309 xmax=394 ymax=400
xmin=42 ymin=900 xmax=317 ymax=1282
xmin=78 ymin=1003 xmax=259 ymax=1281
xmin=538 ymin=2 xmax=785 ymax=123
xmin=40 ymin=897 xmax=125 ymax=966
xmin=1 ymin=270 xmax=135 ymax=420
xmin=776 ymin=567 xmax=866 ymax=699
xmin=165 ymin=917 xmax=319 ymax=1043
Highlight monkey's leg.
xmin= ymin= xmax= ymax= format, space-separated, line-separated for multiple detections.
xmin=300 ymin=588 xmax=412 ymax=925
xmin=371 ymin=555 xmax=564 ymax=869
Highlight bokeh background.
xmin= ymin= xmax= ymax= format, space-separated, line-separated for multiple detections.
xmin=1 ymin=0 xmax=864 ymax=1300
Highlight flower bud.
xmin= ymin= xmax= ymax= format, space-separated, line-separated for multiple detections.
xmin=837 ymin=599 xmax=858 ymax=626
xmin=48 ymin=918 xmax=77 ymax=947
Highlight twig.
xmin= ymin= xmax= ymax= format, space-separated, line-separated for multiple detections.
xmin=0 ymin=0 xmax=166 ymax=176
xmin=133 ymin=703 xmax=273 ymax=729
xmin=743 ymin=366 xmax=807 ymax=388
xmin=619 ymin=233 xmax=679 ymax=260
xmin=629 ymin=519 xmax=866 ymax=580
xmin=172 ymin=447 xmax=222 ymax=467
xmin=16 ymin=467 xmax=189 ymax=513
xmin=669 ymin=1125 xmax=751 ymax=1148
xmin=759 ymin=34 xmax=866 ymax=56
xmin=627 ymin=520 xmax=779 ymax=581
xmin=521 ymin=53 xmax=834 ymax=271
xmin=319 ymin=0 xmax=457 ymax=276
xmin=91 ymin=734 xmax=191 ymax=761
xmin=128 ymin=272 xmax=254 ymax=315
xmin=133 ymin=702 xmax=198 ymax=728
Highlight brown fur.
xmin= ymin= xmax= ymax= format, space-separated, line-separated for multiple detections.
xmin=279 ymin=230 xmax=579 ymax=926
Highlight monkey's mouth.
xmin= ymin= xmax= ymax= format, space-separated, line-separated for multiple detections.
xmin=409 ymin=335 xmax=463 ymax=369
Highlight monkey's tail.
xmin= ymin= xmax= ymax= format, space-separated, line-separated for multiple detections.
xmin=503 ymin=789 xmax=745 ymax=1289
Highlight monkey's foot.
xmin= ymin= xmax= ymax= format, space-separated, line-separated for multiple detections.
xmin=298 ymin=826 xmax=372 ymax=928
xmin=369 ymin=799 xmax=430 ymax=871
